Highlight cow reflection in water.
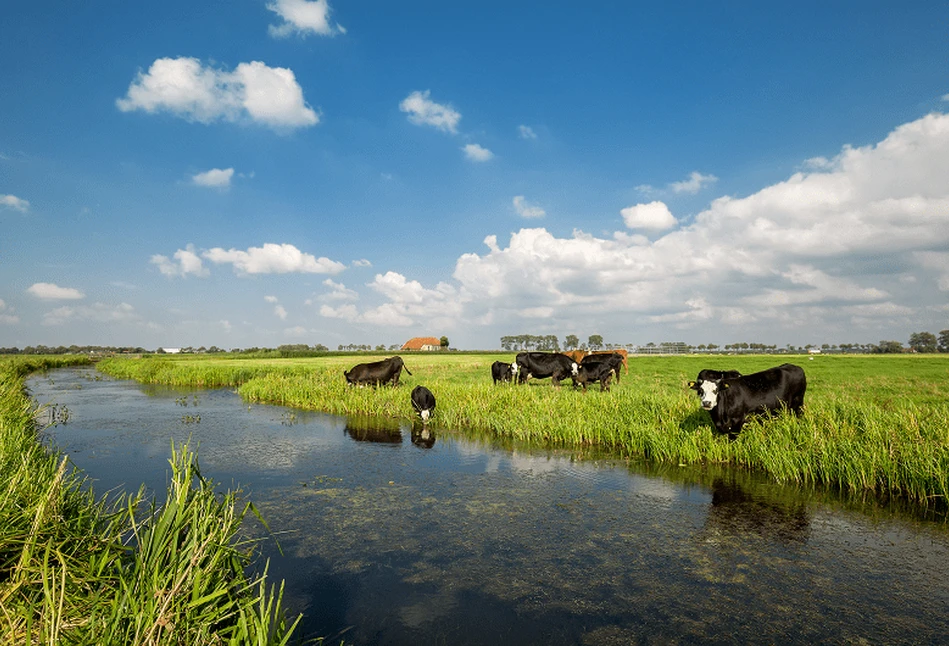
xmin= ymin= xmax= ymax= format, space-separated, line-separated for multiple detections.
xmin=344 ymin=415 xmax=403 ymax=444
xmin=704 ymin=476 xmax=810 ymax=545
xmin=411 ymin=422 xmax=436 ymax=448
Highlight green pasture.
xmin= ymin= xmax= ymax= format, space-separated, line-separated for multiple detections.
xmin=96 ymin=352 xmax=949 ymax=506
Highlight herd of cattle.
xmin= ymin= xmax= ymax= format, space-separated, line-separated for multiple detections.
xmin=343 ymin=351 xmax=807 ymax=438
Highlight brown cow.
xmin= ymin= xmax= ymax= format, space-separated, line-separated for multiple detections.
xmin=563 ymin=350 xmax=587 ymax=364
xmin=586 ymin=349 xmax=629 ymax=373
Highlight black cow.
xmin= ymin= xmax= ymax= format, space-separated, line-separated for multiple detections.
xmin=514 ymin=352 xmax=578 ymax=387
xmin=344 ymin=356 xmax=412 ymax=387
xmin=688 ymin=363 xmax=806 ymax=437
xmin=491 ymin=360 xmax=514 ymax=384
xmin=581 ymin=352 xmax=625 ymax=384
xmin=572 ymin=360 xmax=614 ymax=392
xmin=411 ymin=385 xmax=436 ymax=422
xmin=694 ymin=368 xmax=742 ymax=382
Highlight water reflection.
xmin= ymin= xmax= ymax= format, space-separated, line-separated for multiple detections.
xmin=410 ymin=422 xmax=436 ymax=449
xmin=706 ymin=475 xmax=811 ymax=544
xmin=344 ymin=414 xmax=403 ymax=444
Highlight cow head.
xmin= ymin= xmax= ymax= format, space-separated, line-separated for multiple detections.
xmin=510 ymin=362 xmax=519 ymax=376
xmin=691 ymin=379 xmax=727 ymax=410
xmin=571 ymin=362 xmax=578 ymax=376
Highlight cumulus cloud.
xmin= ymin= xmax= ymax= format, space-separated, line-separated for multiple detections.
xmin=1 ymin=194 xmax=29 ymax=212
xmin=399 ymin=90 xmax=461 ymax=133
xmin=462 ymin=143 xmax=494 ymax=162
xmin=0 ymin=299 xmax=18 ymax=325
xmin=670 ymin=171 xmax=718 ymax=194
xmin=203 ymin=243 xmax=345 ymax=275
xmin=448 ymin=110 xmax=949 ymax=339
xmin=117 ymin=57 xmax=319 ymax=130
xmin=636 ymin=171 xmax=718 ymax=197
xmin=518 ymin=125 xmax=537 ymax=140
xmin=192 ymin=167 xmax=234 ymax=188
xmin=620 ymin=201 xmax=677 ymax=231
xmin=319 ymin=271 xmax=464 ymax=328
xmin=267 ymin=0 xmax=345 ymax=38
xmin=27 ymin=283 xmax=85 ymax=300
xmin=42 ymin=302 xmax=138 ymax=327
xmin=151 ymin=244 xmax=209 ymax=278
xmin=321 ymin=278 xmax=359 ymax=301
xmin=351 ymin=259 xmax=372 ymax=267
xmin=512 ymin=195 xmax=545 ymax=219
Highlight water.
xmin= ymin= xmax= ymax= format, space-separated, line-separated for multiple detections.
xmin=29 ymin=368 xmax=949 ymax=645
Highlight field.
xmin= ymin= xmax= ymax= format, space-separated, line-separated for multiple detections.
xmin=97 ymin=352 xmax=949 ymax=507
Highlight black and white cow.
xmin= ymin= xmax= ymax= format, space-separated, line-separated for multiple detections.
xmin=514 ymin=352 xmax=578 ymax=387
xmin=344 ymin=356 xmax=412 ymax=387
xmin=491 ymin=360 xmax=514 ymax=384
xmin=581 ymin=352 xmax=625 ymax=384
xmin=694 ymin=368 xmax=742 ymax=382
xmin=411 ymin=385 xmax=436 ymax=422
xmin=572 ymin=360 xmax=614 ymax=392
xmin=688 ymin=364 xmax=806 ymax=437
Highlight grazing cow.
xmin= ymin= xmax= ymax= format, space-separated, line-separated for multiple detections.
xmin=581 ymin=352 xmax=625 ymax=384
xmin=688 ymin=363 xmax=806 ymax=437
xmin=491 ymin=360 xmax=514 ymax=384
xmin=514 ymin=352 xmax=578 ymax=387
xmin=572 ymin=360 xmax=614 ymax=392
xmin=411 ymin=385 xmax=436 ymax=422
xmin=344 ymin=356 xmax=412 ymax=387
xmin=586 ymin=349 xmax=629 ymax=374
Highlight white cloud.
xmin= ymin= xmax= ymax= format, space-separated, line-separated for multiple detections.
xmin=117 ymin=57 xmax=318 ymax=130
xmin=1 ymin=194 xmax=29 ymax=212
xmin=451 ymin=111 xmax=949 ymax=337
xmin=620 ymin=201 xmax=677 ymax=231
xmin=321 ymin=278 xmax=359 ymax=301
xmin=274 ymin=304 xmax=288 ymax=320
xmin=319 ymin=271 xmax=464 ymax=328
xmin=512 ymin=195 xmax=545 ymax=219
xmin=463 ymin=143 xmax=494 ymax=162
xmin=669 ymin=171 xmax=718 ymax=194
xmin=351 ymin=259 xmax=372 ymax=267
xmin=151 ymin=244 xmax=209 ymax=278
xmin=203 ymin=243 xmax=345 ymax=275
xmin=399 ymin=90 xmax=461 ymax=134
xmin=264 ymin=295 xmax=279 ymax=303
xmin=27 ymin=283 xmax=85 ymax=300
xmin=267 ymin=0 xmax=345 ymax=38
xmin=0 ymin=299 xmax=18 ymax=325
xmin=192 ymin=167 xmax=234 ymax=188
xmin=42 ymin=302 xmax=138 ymax=327
xmin=518 ymin=125 xmax=537 ymax=140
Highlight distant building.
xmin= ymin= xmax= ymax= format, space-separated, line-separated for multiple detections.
xmin=401 ymin=336 xmax=443 ymax=351
xmin=159 ymin=347 xmax=182 ymax=354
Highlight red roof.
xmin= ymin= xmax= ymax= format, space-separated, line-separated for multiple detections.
xmin=401 ymin=336 xmax=441 ymax=350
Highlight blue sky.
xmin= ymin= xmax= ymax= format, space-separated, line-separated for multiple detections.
xmin=2 ymin=1 xmax=949 ymax=351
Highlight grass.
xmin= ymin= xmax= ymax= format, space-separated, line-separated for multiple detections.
xmin=95 ymin=352 xmax=949 ymax=507
xmin=0 ymin=356 xmax=300 ymax=644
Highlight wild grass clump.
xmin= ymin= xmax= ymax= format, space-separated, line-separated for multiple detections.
xmin=96 ymin=353 xmax=949 ymax=507
xmin=0 ymin=356 xmax=299 ymax=644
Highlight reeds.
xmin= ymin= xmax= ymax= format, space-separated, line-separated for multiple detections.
xmin=0 ymin=356 xmax=299 ymax=644
xmin=96 ymin=353 xmax=949 ymax=506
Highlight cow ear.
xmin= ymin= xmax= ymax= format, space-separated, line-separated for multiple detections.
xmin=723 ymin=383 xmax=730 ymax=389
xmin=687 ymin=380 xmax=696 ymax=389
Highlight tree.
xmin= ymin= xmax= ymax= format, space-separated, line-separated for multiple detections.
xmin=439 ymin=336 xmax=449 ymax=350
xmin=874 ymin=340 xmax=904 ymax=354
xmin=909 ymin=332 xmax=937 ymax=353
xmin=564 ymin=335 xmax=579 ymax=350
xmin=588 ymin=334 xmax=603 ymax=350
xmin=939 ymin=330 xmax=949 ymax=353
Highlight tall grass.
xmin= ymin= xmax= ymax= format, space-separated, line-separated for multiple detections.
xmin=97 ymin=353 xmax=949 ymax=507
xmin=0 ymin=356 xmax=300 ymax=644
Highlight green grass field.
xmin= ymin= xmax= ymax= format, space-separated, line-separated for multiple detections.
xmin=96 ymin=352 xmax=949 ymax=506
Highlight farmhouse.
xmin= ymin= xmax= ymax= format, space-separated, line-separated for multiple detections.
xmin=401 ymin=336 xmax=443 ymax=351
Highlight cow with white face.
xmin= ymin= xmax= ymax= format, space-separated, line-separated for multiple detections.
xmin=688 ymin=365 xmax=804 ymax=438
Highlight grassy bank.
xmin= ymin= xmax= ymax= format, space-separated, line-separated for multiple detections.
xmin=0 ymin=356 xmax=299 ymax=644
xmin=96 ymin=353 xmax=949 ymax=506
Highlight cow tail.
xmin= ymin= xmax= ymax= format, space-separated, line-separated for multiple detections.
xmin=403 ymin=364 xmax=413 ymax=376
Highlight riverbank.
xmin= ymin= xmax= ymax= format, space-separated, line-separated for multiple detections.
xmin=0 ymin=356 xmax=299 ymax=644
xmin=96 ymin=353 xmax=949 ymax=507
